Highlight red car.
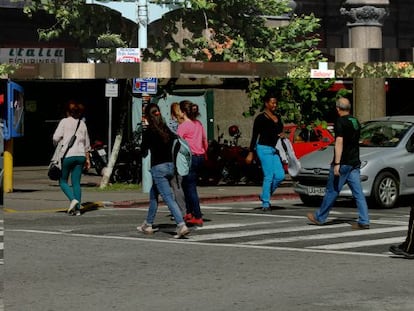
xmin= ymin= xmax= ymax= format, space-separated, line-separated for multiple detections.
xmin=283 ymin=123 xmax=334 ymax=159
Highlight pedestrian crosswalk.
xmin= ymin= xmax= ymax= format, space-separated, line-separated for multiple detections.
xmin=182 ymin=212 xmax=408 ymax=257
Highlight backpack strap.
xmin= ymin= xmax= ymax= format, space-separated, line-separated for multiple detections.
xmin=171 ymin=135 xmax=181 ymax=188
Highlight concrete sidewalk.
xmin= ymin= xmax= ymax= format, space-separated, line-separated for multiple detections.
xmin=4 ymin=166 xmax=298 ymax=212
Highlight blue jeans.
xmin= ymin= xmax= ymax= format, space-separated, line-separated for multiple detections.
xmin=60 ymin=156 xmax=85 ymax=210
xmin=146 ymin=162 xmax=185 ymax=225
xmin=256 ymin=144 xmax=285 ymax=208
xmin=182 ymin=155 xmax=204 ymax=219
xmin=314 ymin=164 xmax=370 ymax=225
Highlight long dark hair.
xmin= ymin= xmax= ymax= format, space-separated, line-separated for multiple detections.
xmin=144 ymin=103 xmax=171 ymax=143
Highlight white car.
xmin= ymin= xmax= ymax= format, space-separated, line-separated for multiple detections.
xmin=294 ymin=116 xmax=414 ymax=209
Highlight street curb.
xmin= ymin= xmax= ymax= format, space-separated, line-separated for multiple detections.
xmin=110 ymin=193 xmax=299 ymax=208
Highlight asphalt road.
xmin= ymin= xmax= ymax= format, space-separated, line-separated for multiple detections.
xmin=3 ymin=198 xmax=414 ymax=311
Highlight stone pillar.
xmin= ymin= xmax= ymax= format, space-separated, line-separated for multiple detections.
xmin=338 ymin=0 xmax=389 ymax=122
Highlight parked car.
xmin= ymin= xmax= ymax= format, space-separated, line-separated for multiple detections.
xmin=283 ymin=123 xmax=334 ymax=159
xmin=294 ymin=116 xmax=414 ymax=209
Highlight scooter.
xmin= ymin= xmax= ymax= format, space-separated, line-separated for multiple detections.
xmin=199 ymin=125 xmax=262 ymax=186
xmin=111 ymin=126 xmax=142 ymax=184
xmin=88 ymin=140 xmax=108 ymax=176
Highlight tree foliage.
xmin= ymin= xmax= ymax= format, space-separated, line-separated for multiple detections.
xmin=19 ymin=0 xmax=338 ymax=125
xmin=245 ymin=77 xmax=349 ymax=126
xmin=20 ymin=0 xmax=134 ymax=48
xmin=146 ymin=0 xmax=322 ymax=64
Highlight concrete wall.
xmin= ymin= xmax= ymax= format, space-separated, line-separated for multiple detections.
xmin=213 ymin=89 xmax=254 ymax=148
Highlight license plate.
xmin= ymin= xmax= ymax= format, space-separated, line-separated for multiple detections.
xmin=307 ymin=186 xmax=325 ymax=196
xmin=98 ymin=149 xmax=106 ymax=156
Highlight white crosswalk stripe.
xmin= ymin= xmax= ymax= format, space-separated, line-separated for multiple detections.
xmin=189 ymin=223 xmax=350 ymax=241
xmin=0 ymin=219 xmax=3 ymax=265
xmin=309 ymin=237 xmax=406 ymax=250
xmin=183 ymin=211 xmax=408 ymax=256
xmin=242 ymin=226 xmax=407 ymax=245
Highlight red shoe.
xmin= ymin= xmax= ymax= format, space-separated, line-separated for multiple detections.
xmin=186 ymin=217 xmax=203 ymax=227
xmin=184 ymin=213 xmax=193 ymax=221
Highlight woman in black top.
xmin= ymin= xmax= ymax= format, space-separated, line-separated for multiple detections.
xmin=138 ymin=103 xmax=189 ymax=238
xmin=246 ymin=92 xmax=285 ymax=211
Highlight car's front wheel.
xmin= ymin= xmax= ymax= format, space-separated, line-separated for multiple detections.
xmin=370 ymin=171 xmax=400 ymax=209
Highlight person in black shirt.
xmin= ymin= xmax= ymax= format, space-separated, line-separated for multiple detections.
xmin=138 ymin=103 xmax=189 ymax=239
xmin=307 ymin=97 xmax=370 ymax=229
xmin=246 ymin=92 xmax=285 ymax=211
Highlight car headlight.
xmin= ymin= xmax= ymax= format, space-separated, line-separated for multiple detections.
xmin=360 ymin=160 xmax=368 ymax=169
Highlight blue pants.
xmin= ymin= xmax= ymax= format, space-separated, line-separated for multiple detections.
xmin=256 ymin=144 xmax=285 ymax=208
xmin=314 ymin=164 xmax=370 ymax=225
xmin=146 ymin=162 xmax=185 ymax=226
xmin=182 ymin=155 xmax=204 ymax=219
xmin=60 ymin=156 xmax=85 ymax=210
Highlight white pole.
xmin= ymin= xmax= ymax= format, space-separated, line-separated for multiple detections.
xmin=108 ymin=97 xmax=112 ymax=160
xmin=138 ymin=0 xmax=148 ymax=49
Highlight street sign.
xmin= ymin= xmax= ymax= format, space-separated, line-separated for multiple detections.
xmin=132 ymin=78 xmax=158 ymax=94
xmin=310 ymin=61 xmax=335 ymax=79
xmin=116 ymin=48 xmax=141 ymax=63
xmin=105 ymin=83 xmax=119 ymax=97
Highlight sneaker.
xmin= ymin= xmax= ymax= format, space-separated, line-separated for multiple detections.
xmin=186 ymin=217 xmax=203 ymax=227
xmin=183 ymin=213 xmax=193 ymax=221
xmin=351 ymin=223 xmax=370 ymax=230
xmin=68 ymin=199 xmax=79 ymax=214
xmin=389 ymin=245 xmax=414 ymax=259
xmin=174 ymin=224 xmax=190 ymax=239
xmin=403 ymin=252 xmax=414 ymax=259
xmin=307 ymin=212 xmax=323 ymax=226
xmin=137 ymin=223 xmax=158 ymax=235
xmin=261 ymin=207 xmax=272 ymax=213
xmin=389 ymin=244 xmax=406 ymax=256
xmin=75 ymin=210 xmax=81 ymax=216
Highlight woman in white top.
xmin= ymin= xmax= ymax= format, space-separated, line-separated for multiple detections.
xmin=53 ymin=100 xmax=91 ymax=215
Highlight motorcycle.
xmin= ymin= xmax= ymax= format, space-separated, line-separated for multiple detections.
xmin=111 ymin=126 xmax=142 ymax=184
xmin=87 ymin=126 xmax=143 ymax=184
xmin=199 ymin=125 xmax=262 ymax=186
xmin=88 ymin=140 xmax=108 ymax=176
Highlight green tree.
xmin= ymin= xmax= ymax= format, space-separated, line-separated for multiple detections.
xmin=19 ymin=0 xmax=337 ymax=125
xmin=246 ymin=77 xmax=350 ymax=126
xmin=146 ymin=0 xmax=322 ymax=63
xmin=20 ymin=0 xmax=132 ymax=56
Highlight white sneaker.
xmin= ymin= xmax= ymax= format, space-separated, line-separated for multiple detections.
xmin=137 ymin=223 xmax=158 ymax=235
xmin=68 ymin=199 xmax=79 ymax=214
xmin=174 ymin=224 xmax=190 ymax=239
xmin=75 ymin=210 xmax=81 ymax=216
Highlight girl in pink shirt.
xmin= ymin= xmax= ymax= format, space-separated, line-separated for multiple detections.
xmin=177 ymin=101 xmax=208 ymax=226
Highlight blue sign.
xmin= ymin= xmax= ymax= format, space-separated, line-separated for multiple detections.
xmin=132 ymin=78 xmax=158 ymax=94
xmin=3 ymin=81 xmax=24 ymax=140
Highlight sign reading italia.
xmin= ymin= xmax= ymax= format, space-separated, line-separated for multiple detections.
xmin=0 ymin=48 xmax=65 ymax=63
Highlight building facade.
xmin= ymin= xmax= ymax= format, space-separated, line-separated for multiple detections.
xmin=1 ymin=0 xmax=414 ymax=165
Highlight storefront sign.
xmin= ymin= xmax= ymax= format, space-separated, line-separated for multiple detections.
xmin=132 ymin=78 xmax=157 ymax=94
xmin=116 ymin=48 xmax=141 ymax=63
xmin=0 ymin=48 xmax=65 ymax=64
